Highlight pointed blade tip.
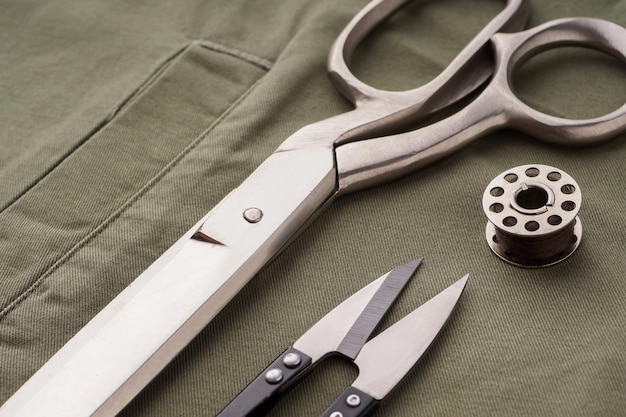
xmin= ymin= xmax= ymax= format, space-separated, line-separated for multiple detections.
xmin=351 ymin=274 xmax=468 ymax=399
xmin=449 ymin=274 xmax=469 ymax=301
xmin=409 ymin=258 xmax=423 ymax=268
xmin=458 ymin=273 xmax=469 ymax=286
xmin=399 ymin=258 xmax=422 ymax=274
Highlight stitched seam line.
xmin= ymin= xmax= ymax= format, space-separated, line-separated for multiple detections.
xmin=194 ymin=40 xmax=274 ymax=71
xmin=0 ymin=75 xmax=266 ymax=320
xmin=0 ymin=43 xmax=191 ymax=215
xmin=0 ymin=39 xmax=273 ymax=216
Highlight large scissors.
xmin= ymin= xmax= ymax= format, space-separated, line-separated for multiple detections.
xmin=2 ymin=0 xmax=625 ymax=415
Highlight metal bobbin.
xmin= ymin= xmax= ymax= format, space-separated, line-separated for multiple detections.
xmin=482 ymin=164 xmax=582 ymax=268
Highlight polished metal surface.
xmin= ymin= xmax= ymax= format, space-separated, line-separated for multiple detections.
xmin=293 ymin=260 xmax=419 ymax=362
xmin=336 ymin=18 xmax=626 ymax=192
xmin=353 ymin=275 xmax=468 ymax=399
xmin=265 ymin=369 xmax=283 ymax=384
xmin=3 ymin=0 xmax=626 ymax=414
xmin=0 ymin=148 xmax=338 ymax=417
xmin=283 ymin=353 xmax=302 ymax=368
xmin=335 ymin=259 xmax=421 ymax=359
xmin=218 ymin=261 xmax=465 ymax=415
xmin=483 ymin=164 xmax=582 ymax=267
xmin=346 ymin=394 xmax=361 ymax=407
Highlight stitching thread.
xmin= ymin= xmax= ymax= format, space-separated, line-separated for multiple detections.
xmin=195 ymin=40 xmax=274 ymax=71
xmin=0 ymin=40 xmax=273 ymax=215
xmin=0 ymin=75 xmax=267 ymax=320
xmin=0 ymin=44 xmax=191 ymax=215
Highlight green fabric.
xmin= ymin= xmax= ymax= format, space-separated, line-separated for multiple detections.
xmin=1 ymin=0 xmax=625 ymax=416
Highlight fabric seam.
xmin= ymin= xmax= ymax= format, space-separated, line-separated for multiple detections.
xmin=194 ymin=40 xmax=274 ymax=71
xmin=0 ymin=74 xmax=267 ymax=320
xmin=0 ymin=43 xmax=190 ymax=215
xmin=0 ymin=39 xmax=273 ymax=216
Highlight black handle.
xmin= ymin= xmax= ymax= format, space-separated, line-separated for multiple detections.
xmin=320 ymin=386 xmax=380 ymax=417
xmin=216 ymin=347 xmax=312 ymax=417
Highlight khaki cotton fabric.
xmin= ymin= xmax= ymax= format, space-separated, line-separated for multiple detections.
xmin=1 ymin=0 xmax=625 ymax=416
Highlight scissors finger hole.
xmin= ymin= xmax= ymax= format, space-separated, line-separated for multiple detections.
xmin=348 ymin=0 xmax=505 ymax=91
xmin=512 ymin=46 xmax=626 ymax=120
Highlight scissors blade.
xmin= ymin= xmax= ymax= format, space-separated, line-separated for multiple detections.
xmin=294 ymin=259 xmax=421 ymax=362
xmin=0 ymin=148 xmax=338 ymax=417
xmin=352 ymin=275 xmax=468 ymax=400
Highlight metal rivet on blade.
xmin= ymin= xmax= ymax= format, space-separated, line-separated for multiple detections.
xmin=329 ymin=412 xmax=343 ymax=417
xmin=282 ymin=352 xmax=301 ymax=368
xmin=243 ymin=207 xmax=263 ymax=223
xmin=346 ymin=394 xmax=361 ymax=407
xmin=264 ymin=368 xmax=283 ymax=384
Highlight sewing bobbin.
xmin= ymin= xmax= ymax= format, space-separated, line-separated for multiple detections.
xmin=482 ymin=164 xmax=582 ymax=268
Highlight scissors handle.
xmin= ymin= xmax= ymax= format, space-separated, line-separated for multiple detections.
xmin=326 ymin=0 xmax=529 ymax=144
xmin=494 ymin=18 xmax=626 ymax=143
xmin=336 ymin=17 xmax=626 ymax=193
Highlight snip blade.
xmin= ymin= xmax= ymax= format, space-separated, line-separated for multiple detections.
xmin=294 ymin=259 xmax=421 ymax=362
xmin=353 ymin=275 xmax=468 ymax=399
xmin=336 ymin=259 xmax=422 ymax=359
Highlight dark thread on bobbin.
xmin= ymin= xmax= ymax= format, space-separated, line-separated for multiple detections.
xmin=491 ymin=220 xmax=579 ymax=267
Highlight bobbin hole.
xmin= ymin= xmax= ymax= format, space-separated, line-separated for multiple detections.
xmin=490 ymin=203 xmax=504 ymax=213
xmin=525 ymin=167 xmax=540 ymax=177
xmin=561 ymin=184 xmax=576 ymax=194
xmin=525 ymin=221 xmax=540 ymax=232
xmin=562 ymin=201 xmax=576 ymax=211
xmin=504 ymin=173 xmax=518 ymax=183
xmin=547 ymin=172 xmax=562 ymax=181
xmin=516 ymin=187 xmax=549 ymax=210
xmin=490 ymin=187 xmax=504 ymax=197
xmin=548 ymin=215 xmax=562 ymax=225
xmin=503 ymin=216 xmax=517 ymax=227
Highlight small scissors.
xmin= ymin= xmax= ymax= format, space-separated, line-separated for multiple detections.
xmin=2 ymin=0 xmax=625 ymax=416
xmin=217 ymin=260 xmax=469 ymax=417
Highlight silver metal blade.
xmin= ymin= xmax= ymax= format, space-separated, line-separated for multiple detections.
xmin=293 ymin=259 xmax=421 ymax=362
xmin=352 ymin=275 xmax=468 ymax=400
xmin=0 ymin=147 xmax=337 ymax=417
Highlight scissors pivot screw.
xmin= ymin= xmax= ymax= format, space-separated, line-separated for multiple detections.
xmin=482 ymin=164 xmax=582 ymax=267
xmin=243 ymin=207 xmax=263 ymax=223
xmin=264 ymin=368 xmax=283 ymax=384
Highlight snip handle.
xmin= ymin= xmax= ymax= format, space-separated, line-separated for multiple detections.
xmin=217 ymin=347 xmax=312 ymax=417
xmin=321 ymin=386 xmax=380 ymax=417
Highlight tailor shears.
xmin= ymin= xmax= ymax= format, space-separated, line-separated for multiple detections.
xmin=217 ymin=260 xmax=469 ymax=417
xmin=2 ymin=0 xmax=626 ymax=415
